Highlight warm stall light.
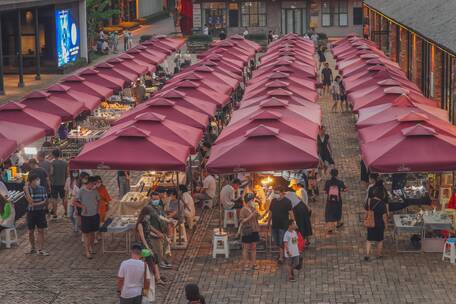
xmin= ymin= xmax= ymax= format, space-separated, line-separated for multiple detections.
xmin=261 ymin=176 xmax=273 ymax=185
xmin=24 ymin=147 xmax=37 ymax=155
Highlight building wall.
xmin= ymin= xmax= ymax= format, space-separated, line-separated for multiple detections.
xmin=138 ymin=0 xmax=164 ymax=18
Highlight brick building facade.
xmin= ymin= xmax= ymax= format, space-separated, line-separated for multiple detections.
xmin=364 ymin=0 xmax=456 ymax=123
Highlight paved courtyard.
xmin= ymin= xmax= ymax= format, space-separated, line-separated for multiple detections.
xmin=1 ymin=50 xmax=456 ymax=304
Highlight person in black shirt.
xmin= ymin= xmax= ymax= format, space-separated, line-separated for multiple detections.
xmin=267 ymin=186 xmax=293 ymax=262
xmin=219 ymin=29 xmax=226 ymax=40
xmin=267 ymin=30 xmax=273 ymax=44
xmin=28 ymin=159 xmax=50 ymax=194
xmin=317 ymin=45 xmax=326 ymax=70
xmin=321 ymin=63 xmax=333 ymax=96
xmin=364 ymin=187 xmax=387 ymax=261
xmin=324 ymin=169 xmax=347 ymax=234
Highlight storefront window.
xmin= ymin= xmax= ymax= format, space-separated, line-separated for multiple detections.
xmin=202 ymin=2 xmax=226 ymax=34
xmin=338 ymin=0 xmax=348 ymax=26
xmin=241 ymin=1 xmax=266 ymax=27
xmin=321 ymin=0 xmax=348 ymax=27
xmin=321 ymin=0 xmax=332 ymax=27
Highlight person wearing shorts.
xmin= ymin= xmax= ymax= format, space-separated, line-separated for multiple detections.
xmin=49 ymin=149 xmax=68 ymax=218
xmin=24 ymin=174 xmax=49 ymax=256
xmin=330 ymin=76 xmax=341 ymax=112
xmin=74 ymin=176 xmax=101 ymax=259
xmin=268 ymin=186 xmax=292 ymax=262
xmin=283 ymin=220 xmax=300 ymax=282
xmin=321 ymin=63 xmax=333 ymax=96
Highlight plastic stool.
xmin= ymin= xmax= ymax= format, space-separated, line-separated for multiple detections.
xmin=202 ymin=199 xmax=213 ymax=209
xmin=173 ymin=222 xmax=188 ymax=244
xmin=443 ymin=238 xmax=456 ymax=264
xmin=212 ymin=229 xmax=229 ymax=258
xmin=0 ymin=227 xmax=18 ymax=248
xmin=223 ymin=209 xmax=239 ymax=228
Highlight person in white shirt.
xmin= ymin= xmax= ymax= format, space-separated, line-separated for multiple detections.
xmin=117 ymin=244 xmax=151 ymax=304
xmin=179 ymin=185 xmax=195 ymax=229
xmin=283 ymin=219 xmax=300 ymax=282
xmin=243 ymin=27 xmax=249 ymax=37
xmin=220 ymin=179 xmax=242 ymax=210
xmin=202 ymin=24 xmax=209 ymax=35
xmin=288 ymin=178 xmax=312 ymax=246
xmin=194 ymin=171 xmax=216 ymax=206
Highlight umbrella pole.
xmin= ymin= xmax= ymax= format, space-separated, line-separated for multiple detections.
xmin=217 ymin=175 xmax=222 ymax=234
xmin=188 ymin=157 xmax=193 ymax=193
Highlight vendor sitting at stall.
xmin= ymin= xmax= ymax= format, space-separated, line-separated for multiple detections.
xmin=194 ymin=170 xmax=216 ymax=207
xmin=220 ymin=179 xmax=242 ymax=211
xmin=166 ymin=189 xmax=184 ymax=222
xmin=179 ymin=185 xmax=196 ymax=230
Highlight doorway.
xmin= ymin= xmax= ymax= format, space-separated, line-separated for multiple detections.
xmin=281 ymin=8 xmax=307 ymax=35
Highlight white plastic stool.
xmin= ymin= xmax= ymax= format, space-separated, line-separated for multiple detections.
xmin=442 ymin=238 xmax=456 ymax=264
xmin=202 ymin=199 xmax=213 ymax=209
xmin=223 ymin=209 xmax=239 ymax=228
xmin=0 ymin=227 xmax=18 ymax=248
xmin=173 ymin=222 xmax=188 ymax=244
xmin=212 ymin=229 xmax=229 ymax=258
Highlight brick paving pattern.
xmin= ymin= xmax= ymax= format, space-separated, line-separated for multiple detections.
xmin=1 ymin=49 xmax=456 ymax=304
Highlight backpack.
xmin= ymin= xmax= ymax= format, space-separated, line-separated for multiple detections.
xmin=328 ymin=185 xmax=340 ymax=202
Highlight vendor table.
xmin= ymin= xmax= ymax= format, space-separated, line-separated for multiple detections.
xmin=388 ymin=196 xmax=432 ymax=212
xmin=67 ymin=129 xmax=106 ymax=142
xmin=393 ymin=214 xmax=423 ymax=253
xmin=422 ymin=213 xmax=453 ymax=252
xmin=120 ymin=192 xmax=149 ymax=216
xmin=102 ymin=216 xmax=136 ymax=254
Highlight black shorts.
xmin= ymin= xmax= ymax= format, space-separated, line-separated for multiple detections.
xmin=323 ymin=79 xmax=331 ymax=86
xmin=27 ymin=210 xmax=48 ymax=230
xmin=50 ymin=185 xmax=65 ymax=199
xmin=242 ymin=231 xmax=260 ymax=243
xmin=81 ymin=214 xmax=100 ymax=233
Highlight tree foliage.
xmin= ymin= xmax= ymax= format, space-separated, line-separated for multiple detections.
xmin=86 ymin=0 xmax=119 ymax=47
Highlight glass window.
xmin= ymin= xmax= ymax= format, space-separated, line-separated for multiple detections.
xmin=322 ymin=0 xmax=348 ymax=27
xmin=321 ymin=1 xmax=332 ymax=27
xmin=339 ymin=0 xmax=348 ymax=26
xmin=241 ymin=2 xmax=267 ymax=27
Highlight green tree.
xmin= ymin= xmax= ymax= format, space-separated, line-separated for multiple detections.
xmin=86 ymin=0 xmax=119 ymax=48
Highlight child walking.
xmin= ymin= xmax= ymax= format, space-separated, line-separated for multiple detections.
xmin=283 ymin=220 xmax=300 ymax=282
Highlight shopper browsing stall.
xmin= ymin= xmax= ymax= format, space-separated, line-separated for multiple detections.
xmin=283 ymin=220 xmax=300 ymax=282
xmin=324 ymin=169 xmax=347 ymax=234
xmin=364 ymin=187 xmax=388 ymax=261
xmin=220 ymin=178 xmax=242 ymax=210
xmin=49 ymin=149 xmax=68 ymax=218
xmin=239 ymin=193 xmax=261 ymax=270
xmin=288 ymin=179 xmax=312 ymax=246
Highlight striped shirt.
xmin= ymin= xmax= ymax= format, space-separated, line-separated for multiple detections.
xmin=27 ymin=185 xmax=48 ymax=212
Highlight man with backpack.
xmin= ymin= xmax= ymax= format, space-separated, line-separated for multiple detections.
xmin=324 ymin=169 xmax=347 ymax=234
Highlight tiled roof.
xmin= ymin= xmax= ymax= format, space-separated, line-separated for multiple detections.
xmin=365 ymin=0 xmax=456 ymax=53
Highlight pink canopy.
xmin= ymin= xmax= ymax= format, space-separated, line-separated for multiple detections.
xmin=160 ymin=80 xmax=230 ymax=108
xmin=188 ymin=60 xmax=243 ymax=80
xmin=230 ymin=98 xmax=321 ymax=126
xmin=60 ymin=75 xmax=113 ymax=99
xmin=361 ymin=124 xmax=456 ymax=173
xmin=0 ymin=138 xmax=17 ymax=162
xmin=78 ymin=68 xmax=125 ymax=91
xmin=149 ymin=35 xmax=186 ymax=50
xmin=206 ymin=125 xmax=319 ymax=173
xmin=356 ymin=95 xmax=449 ymax=129
xmin=0 ymin=102 xmax=61 ymax=136
xmin=204 ymin=53 xmax=245 ymax=69
xmin=19 ymin=90 xmax=85 ymax=121
xmin=113 ymin=97 xmax=209 ymax=130
xmin=227 ymin=34 xmax=262 ymax=52
xmin=243 ymin=80 xmax=318 ymax=102
xmin=0 ymin=121 xmax=46 ymax=147
xmin=118 ymin=53 xmax=155 ymax=73
xmin=127 ymin=47 xmax=166 ymax=65
xmin=253 ymin=60 xmax=315 ymax=79
xmin=47 ymin=84 xmax=100 ymax=112
xmin=247 ymin=72 xmax=315 ymax=91
xmin=177 ymin=65 xmax=240 ymax=89
xmin=358 ymin=112 xmax=456 ymax=143
xmin=105 ymin=112 xmax=203 ymax=151
xmin=197 ymin=48 xmax=250 ymax=65
xmin=209 ymin=40 xmax=255 ymax=57
xmin=135 ymin=45 xmax=169 ymax=60
xmin=142 ymin=38 xmax=176 ymax=53
xmin=95 ymin=62 xmax=137 ymax=83
xmin=71 ymin=126 xmax=190 ymax=171
xmin=152 ymin=89 xmax=217 ymax=116
xmin=215 ymin=110 xmax=319 ymax=144
xmin=240 ymin=89 xmax=321 ymax=109
xmin=107 ymin=58 xmax=141 ymax=78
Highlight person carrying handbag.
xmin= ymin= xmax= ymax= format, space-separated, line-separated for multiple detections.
xmin=363 ymin=187 xmax=388 ymax=261
xmin=239 ymin=193 xmax=261 ymax=270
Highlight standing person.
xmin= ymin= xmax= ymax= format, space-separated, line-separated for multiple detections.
xmin=324 ymin=169 xmax=347 ymax=234
xmin=117 ymin=244 xmax=151 ymax=304
xmin=267 ymin=30 xmax=273 ymax=44
xmin=24 ymin=174 xmax=49 ymax=255
xmin=148 ymin=194 xmax=173 ymax=269
xmin=94 ymin=176 xmax=111 ymax=241
xmin=338 ymin=76 xmax=348 ymax=112
xmin=288 ymin=179 xmax=312 ymax=246
xmin=29 ymin=159 xmax=50 ymax=196
xmin=124 ymin=30 xmax=130 ymax=51
xmin=317 ymin=45 xmax=326 ymax=70
xmin=364 ymin=187 xmax=387 ymax=261
xmin=37 ymin=151 xmax=51 ymax=176
xmin=363 ymin=22 xmax=369 ymax=39
xmin=49 ymin=149 xmax=68 ymax=218
xmin=74 ymin=176 xmax=101 ymax=259
xmin=267 ymin=186 xmax=293 ymax=262
xmin=185 ymin=284 xmax=206 ymax=304
xmin=65 ymin=170 xmax=80 ymax=232
xmin=117 ymin=170 xmax=130 ymax=198
xmin=113 ymin=31 xmax=119 ymax=53
xmin=0 ymin=194 xmax=15 ymax=232
xmin=202 ymin=24 xmax=209 ymax=35
xmin=179 ymin=185 xmax=196 ymax=230
xmin=194 ymin=170 xmax=216 ymax=207
xmin=311 ymin=31 xmax=318 ymax=47
xmin=330 ymin=75 xmax=341 ymax=112
xmin=127 ymin=30 xmax=133 ymax=49
xmin=243 ymin=27 xmax=249 ymax=37
xmin=283 ymin=220 xmax=300 ymax=282
xmin=239 ymin=193 xmax=260 ymax=270
xmin=219 ymin=29 xmax=226 ymax=40
xmin=307 ymin=169 xmax=319 ymax=202
xmin=321 ymin=63 xmax=333 ymax=96
xmin=317 ymin=126 xmax=334 ymax=176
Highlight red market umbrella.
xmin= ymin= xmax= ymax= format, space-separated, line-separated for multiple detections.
xmin=188 ymin=60 xmax=243 ymax=80
xmin=227 ymin=34 xmax=262 ymax=52
xmin=161 ymin=80 xmax=231 ymax=108
xmin=60 ymin=75 xmax=113 ymax=99
xmin=177 ymin=65 xmax=239 ymax=90
xmin=356 ymin=95 xmax=449 ymax=129
xmin=127 ymin=47 xmax=167 ymax=65
xmin=149 ymin=35 xmax=186 ymax=50
xmin=78 ymin=68 xmax=125 ymax=91
xmin=95 ymin=62 xmax=137 ymax=83
xmin=142 ymin=37 xmax=176 ymax=53
xmin=70 ymin=126 xmax=190 ymax=171
xmin=0 ymin=138 xmax=17 ymax=163
xmin=206 ymin=125 xmax=319 ymax=174
xmin=230 ymin=98 xmax=321 ymax=126
xmin=253 ymin=60 xmax=315 ymax=79
xmin=135 ymin=45 xmax=169 ymax=60
xmin=244 ymin=80 xmax=318 ymax=103
xmin=247 ymin=71 xmax=315 ymax=91
xmin=19 ymin=90 xmax=85 ymax=121
xmin=240 ymin=90 xmax=321 ymax=109
xmin=107 ymin=57 xmax=141 ymax=78
xmin=153 ymin=89 xmax=217 ymax=117
xmin=118 ymin=53 xmax=155 ymax=73
xmin=0 ymin=102 xmax=61 ymax=136
xmin=215 ymin=109 xmax=319 ymax=144
xmin=361 ymin=124 xmax=456 ymax=173
xmin=0 ymin=121 xmax=46 ymax=147
xmin=105 ymin=112 xmax=203 ymax=151
xmin=210 ymin=40 xmax=255 ymax=57
xmin=113 ymin=97 xmax=209 ymax=130
xmin=198 ymin=48 xmax=250 ymax=65
xmin=47 ymin=84 xmax=100 ymax=112
xmin=204 ymin=53 xmax=245 ymax=69
xmin=343 ymin=66 xmax=413 ymax=93
xmin=358 ymin=112 xmax=456 ymax=143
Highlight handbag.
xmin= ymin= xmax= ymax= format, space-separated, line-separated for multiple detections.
xmin=363 ymin=199 xmax=378 ymax=228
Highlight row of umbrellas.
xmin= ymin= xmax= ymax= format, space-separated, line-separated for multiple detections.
xmin=332 ymin=35 xmax=456 ymax=172
xmin=0 ymin=36 xmax=186 ymax=162
xmin=70 ymin=35 xmax=261 ymax=171
xmin=206 ymin=33 xmax=321 ymax=174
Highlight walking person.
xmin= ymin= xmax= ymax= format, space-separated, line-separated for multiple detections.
xmin=113 ymin=31 xmax=119 ymax=53
xmin=317 ymin=126 xmax=335 ymax=176
xmin=267 ymin=30 xmax=274 ymax=44
xmin=37 ymin=151 xmax=51 ymax=176
xmin=117 ymin=243 xmax=151 ymax=304
xmin=65 ymin=170 xmax=80 ymax=232
xmin=24 ymin=174 xmax=49 ymax=255
xmin=364 ymin=187 xmax=388 ymax=261
xmin=49 ymin=149 xmax=68 ymax=218
xmin=338 ymin=76 xmax=348 ymax=112
xmin=124 ymin=30 xmax=130 ymax=51
xmin=330 ymin=75 xmax=341 ymax=112
xmin=288 ymin=179 xmax=312 ymax=246
xmin=29 ymin=159 xmax=50 ymax=196
xmin=127 ymin=30 xmax=133 ymax=49
xmin=283 ymin=220 xmax=300 ymax=282
xmin=317 ymin=45 xmax=326 ymax=70
xmin=239 ymin=193 xmax=260 ymax=270
xmin=74 ymin=176 xmax=101 ymax=259
xmin=185 ymin=283 xmax=206 ymax=304
xmin=324 ymin=169 xmax=347 ymax=234
xmin=321 ymin=63 xmax=333 ymax=96
xmin=117 ymin=170 xmax=130 ymax=198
